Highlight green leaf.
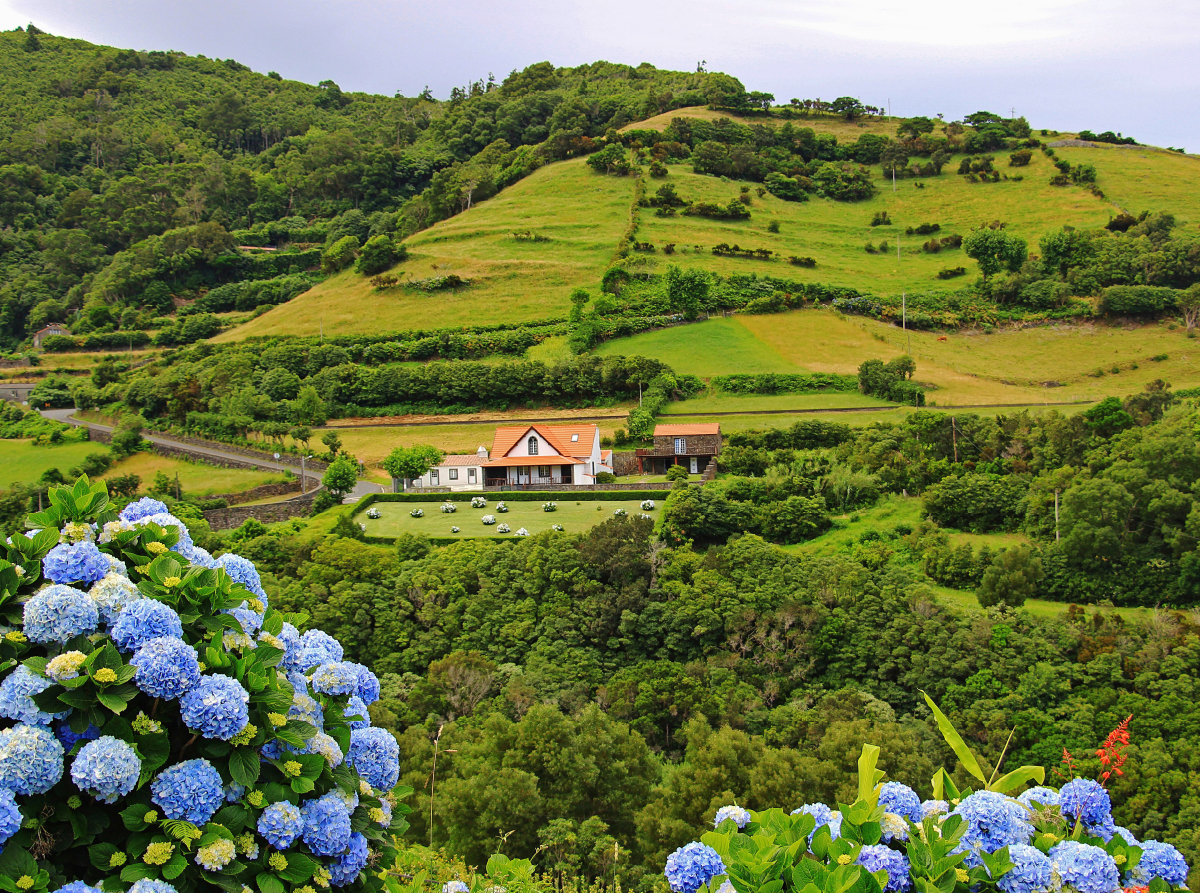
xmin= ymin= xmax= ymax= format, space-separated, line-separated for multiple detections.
xmin=97 ymin=690 xmax=131 ymax=714
xmin=256 ymin=873 xmax=287 ymax=893
xmin=88 ymin=843 xmax=121 ymax=871
xmin=229 ymin=747 xmax=261 ymax=786
xmin=119 ymin=864 xmax=158 ymax=883
xmin=857 ymin=744 xmax=884 ymax=804
xmin=921 ymin=691 xmax=986 ymax=784
xmin=279 ymin=852 xmax=317 ymax=883
xmin=988 ymin=766 xmax=1046 ymax=794
xmin=163 ymin=852 xmax=189 ymax=880
xmin=290 ymin=777 xmax=316 ymax=794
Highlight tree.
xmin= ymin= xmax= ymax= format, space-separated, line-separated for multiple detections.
xmin=976 ymin=545 xmax=1044 ymax=607
xmin=568 ymin=288 xmax=590 ymax=323
xmin=321 ymin=235 xmax=360 ymax=273
xmin=290 ymin=425 xmax=313 ymax=449
xmin=962 ymin=227 xmax=1028 ymax=279
xmin=1179 ymin=283 xmax=1200 ymax=331
xmin=356 ymin=234 xmax=407 ymax=276
xmin=830 ymin=96 xmax=866 ymax=120
xmin=426 ymin=651 xmax=497 ymax=719
xmin=110 ymin=412 xmax=146 ymax=457
xmin=321 ymin=455 xmax=360 ymax=502
xmin=663 ymin=265 xmax=710 ymax=320
xmin=321 ymin=430 xmax=342 ymax=456
xmin=382 ymin=444 xmax=445 ymax=488
xmin=1083 ymin=397 xmax=1135 ymax=438
xmin=290 ymin=386 xmax=328 ymax=427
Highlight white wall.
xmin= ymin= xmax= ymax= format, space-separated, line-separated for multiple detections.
xmin=409 ymin=464 xmax=483 ymax=492
xmin=505 ymin=431 xmax=564 ymax=459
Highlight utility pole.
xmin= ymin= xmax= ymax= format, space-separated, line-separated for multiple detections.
xmin=1054 ymin=489 xmax=1060 ymax=542
xmin=902 ymin=291 xmax=910 ymax=355
xmin=952 ymin=416 xmax=958 ymax=464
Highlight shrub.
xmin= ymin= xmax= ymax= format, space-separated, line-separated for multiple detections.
xmin=923 ymin=472 xmax=1027 ymax=532
xmin=1008 ymin=148 xmax=1033 ymax=166
xmin=936 ymin=267 xmax=967 ymax=280
xmin=321 ymin=235 xmax=360 ymax=273
xmin=869 ymin=211 xmax=891 ymax=227
xmin=977 ymin=544 xmax=1044 ymax=607
xmin=1101 ymin=285 xmax=1178 ymax=317
xmin=787 ymin=256 xmax=817 ymax=267
xmin=355 ymin=235 xmax=407 ymax=276
xmin=665 ymin=465 xmax=689 ymax=481
xmin=0 ymin=480 xmax=410 ymax=892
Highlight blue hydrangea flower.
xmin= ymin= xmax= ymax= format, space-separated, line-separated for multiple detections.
xmin=187 ymin=546 xmax=220 ymax=569
xmin=996 ymin=844 xmax=1053 ymax=893
xmin=55 ymin=721 xmax=100 ymax=751
xmin=224 ymin=782 xmax=246 ymax=802
xmin=791 ymin=803 xmax=841 ymax=841
xmin=24 ymin=584 xmax=99 ymax=643
xmin=129 ymin=882 xmax=178 ymax=893
xmin=857 ymin=844 xmax=911 ymax=892
xmin=42 ymin=541 xmax=112 ymax=585
xmin=349 ymin=662 xmax=380 ymax=705
xmin=216 ymin=553 xmax=267 ymax=600
xmin=180 ymin=675 xmax=250 ymax=740
xmin=298 ymin=630 xmax=344 ymax=669
xmin=151 ymin=759 xmax=224 ymax=825
xmin=258 ymin=801 xmax=305 ymax=850
xmin=120 ymin=498 xmax=170 ymax=522
xmin=881 ymin=813 xmax=909 ymax=844
xmin=289 ymin=690 xmax=324 ymax=731
xmin=344 ymin=695 xmax=371 ymax=730
xmin=664 ymin=842 xmax=726 ymax=893
xmin=921 ymin=799 xmax=949 ymax=819
xmin=1059 ymin=778 xmax=1112 ymax=829
xmin=348 ymin=727 xmax=400 ymax=790
xmin=0 ymin=665 xmax=69 ymax=725
xmin=1127 ymin=840 xmax=1189 ymax=886
xmin=714 ymin=805 xmax=751 ymax=828
xmin=1017 ymin=787 xmax=1060 ymax=810
xmin=330 ymin=831 xmax=369 ymax=886
xmin=1049 ymin=841 xmax=1119 ymax=893
xmin=312 ymin=662 xmax=360 ymax=696
xmin=879 ymin=781 xmax=923 ymax=822
xmin=53 ymin=884 xmax=102 ymax=893
xmin=132 ymin=637 xmax=201 ymax=699
xmin=0 ymin=787 xmax=20 ymax=847
xmin=304 ymin=731 xmax=344 ymax=768
xmin=1114 ymin=826 xmax=1139 ymax=845
xmin=0 ymin=723 xmax=65 ymax=794
xmin=277 ymin=623 xmax=303 ymax=674
xmin=952 ymin=790 xmax=1032 ymax=859
xmin=301 ymin=793 xmax=353 ymax=856
xmin=88 ymin=573 xmax=143 ymax=627
xmin=71 ymin=735 xmax=140 ymax=803
xmin=443 ymin=883 xmax=469 ymax=893
xmin=111 ymin=599 xmax=183 ymax=652
xmin=227 ymin=607 xmax=262 ymax=637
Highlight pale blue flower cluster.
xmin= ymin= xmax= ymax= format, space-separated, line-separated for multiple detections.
xmin=996 ymin=844 xmax=1053 ymax=893
xmin=227 ymin=607 xmax=262 ymax=636
xmin=298 ymin=629 xmax=344 ymax=669
xmin=180 ymin=675 xmax=250 ymax=740
xmin=0 ymin=723 xmax=65 ymax=794
xmin=312 ymin=661 xmax=360 ymax=696
xmin=1049 ymin=841 xmax=1120 ymax=893
xmin=70 ymin=735 xmax=140 ymax=803
xmin=921 ymin=799 xmax=949 ymax=819
xmin=300 ymin=793 xmax=353 ymax=856
xmin=187 ymin=546 xmax=219 ymax=569
xmin=54 ymin=884 xmax=102 ymax=893
xmin=119 ymin=498 xmax=169 ymax=522
xmin=42 ymin=541 xmax=111 ymax=585
xmin=1058 ymin=778 xmax=1112 ymax=831
xmin=258 ymin=801 xmax=305 ymax=849
xmin=24 ymin=584 xmax=99 ymax=643
xmin=88 ymin=573 xmax=143 ymax=626
xmin=151 ymin=758 xmax=224 ymax=825
xmin=0 ymin=787 xmax=20 ymax=850
xmin=304 ymin=731 xmax=345 ymax=767
xmin=111 ymin=599 xmax=183 ymax=651
xmin=216 ymin=552 xmax=267 ymax=599
xmin=1127 ymin=840 xmax=1189 ymax=886
xmin=349 ymin=662 xmax=381 ymax=704
xmin=664 ymin=842 xmax=725 ymax=893
xmin=857 ymin=844 xmax=911 ymax=892
xmin=879 ymin=781 xmax=923 ymax=823
xmin=0 ymin=665 xmax=68 ymax=725
xmin=132 ymin=636 xmax=201 ymax=699
xmin=276 ymin=622 xmax=303 ymax=673
xmin=951 ymin=790 xmax=1031 ymax=860
xmin=791 ymin=803 xmax=841 ymax=840
xmin=443 ymin=882 xmax=469 ymax=893
xmin=344 ymin=695 xmax=371 ymax=730
xmin=714 ymin=804 xmax=752 ymax=828
xmin=329 ymin=831 xmax=369 ymax=886
xmin=1017 ymin=787 xmax=1060 ymax=810
xmin=128 ymin=881 xmax=178 ymax=893
xmin=347 ymin=727 xmax=400 ymax=790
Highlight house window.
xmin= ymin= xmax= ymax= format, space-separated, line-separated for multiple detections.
xmin=571 ymin=434 xmax=579 ymax=442
xmin=430 ymin=469 xmax=439 ymax=485
xmin=674 ymin=437 xmax=687 ymax=454
xmin=539 ymin=465 xmax=551 ymax=478
xmin=528 ymin=436 xmax=539 ymax=455
xmin=468 ymin=468 xmax=477 ymax=483
xmin=449 ymin=468 xmax=458 ymax=480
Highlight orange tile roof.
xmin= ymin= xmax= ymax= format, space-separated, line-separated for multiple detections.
xmin=490 ymin=424 xmax=597 ymax=459
xmin=654 ymin=423 xmax=721 ymax=436
xmin=440 ymin=454 xmax=486 ymax=466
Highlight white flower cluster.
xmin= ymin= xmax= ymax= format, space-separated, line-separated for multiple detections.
xmin=613 ymin=507 xmax=627 ymax=517
xmin=450 ymin=526 xmax=460 ymax=533
xmin=551 ymin=524 xmax=564 ymax=532
xmin=496 ymin=523 xmax=511 ymax=534
xmin=365 ymin=508 xmax=381 ymax=519
xmin=496 ymin=502 xmax=508 ymax=513
xmin=440 ymin=503 xmax=457 ymax=514
xmin=481 ymin=515 xmax=496 ymax=525
xmin=641 ymin=499 xmax=656 ymax=511
xmin=409 ymin=508 xmax=423 ymax=518
xmin=542 ymin=502 xmax=557 ymax=513
xmin=514 ymin=528 xmax=529 ymax=537
xmin=470 ymin=496 xmax=488 ymax=508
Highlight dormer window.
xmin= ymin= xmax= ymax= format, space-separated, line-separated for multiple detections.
xmin=528 ymin=436 xmax=539 ymax=455
xmin=571 ymin=434 xmax=579 ymax=442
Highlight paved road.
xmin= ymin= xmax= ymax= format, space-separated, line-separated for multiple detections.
xmin=42 ymin=409 xmax=384 ymax=502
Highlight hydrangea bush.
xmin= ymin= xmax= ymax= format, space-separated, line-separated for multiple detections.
xmin=664 ymin=734 xmax=1189 ymax=893
xmin=0 ymin=478 xmax=411 ymax=893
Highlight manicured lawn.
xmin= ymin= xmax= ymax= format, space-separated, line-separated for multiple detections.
xmin=0 ymin=439 xmax=106 ymax=487
xmin=358 ymin=496 xmax=660 ymax=539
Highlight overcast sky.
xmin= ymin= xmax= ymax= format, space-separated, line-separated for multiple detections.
xmin=4 ymin=0 xmax=1198 ymax=150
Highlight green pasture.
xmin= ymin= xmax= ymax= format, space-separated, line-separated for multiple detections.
xmin=0 ymin=439 xmax=104 ymax=487
xmin=663 ymin=391 xmax=889 ymax=415
xmin=357 ymin=496 xmax=659 ymax=539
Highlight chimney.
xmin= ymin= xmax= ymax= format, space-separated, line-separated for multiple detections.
xmin=476 ymin=445 xmax=489 ymax=459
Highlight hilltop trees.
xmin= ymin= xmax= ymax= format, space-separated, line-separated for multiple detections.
xmin=963 ymin=226 xmax=1028 ymax=279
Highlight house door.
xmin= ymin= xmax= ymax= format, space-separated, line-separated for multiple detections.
xmin=689 ymin=457 xmax=698 ymax=474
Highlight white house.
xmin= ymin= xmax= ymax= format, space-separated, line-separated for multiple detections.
xmin=483 ymin=424 xmax=613 ymax=487
xmin=406 ymin=446 xmax=489 ymax=492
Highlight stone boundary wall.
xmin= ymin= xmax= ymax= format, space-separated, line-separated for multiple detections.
xmin=612 ymin=452 xmax=639 ymax=476
xmin=207 ymin=480 xmax=304 ymax=504
xmin=84 ymin=428 xmax=318 ymax=481
xmin=202 ymin=489 xmax=322 ymax=530
xmin=142 ymin=431 xmax=330 ymax=473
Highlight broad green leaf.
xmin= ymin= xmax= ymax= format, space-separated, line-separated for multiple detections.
xmin=988 ymin=765 xmax=1045 ymax=794
xmin=229 ymin=747 xmax=261 ymax=786
xmin=921 ymin=692 xmax=986 ymax=784
xmin=256 ymin=873 xmax=286 ymax=893
xmin=857 ymin=744 xmax=884 ymax=804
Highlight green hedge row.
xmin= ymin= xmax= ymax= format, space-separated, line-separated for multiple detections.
xmin=354 ymin=490 xmax=667 ymax=510
xmin=711 ymin=372 xmax=857 ymax=394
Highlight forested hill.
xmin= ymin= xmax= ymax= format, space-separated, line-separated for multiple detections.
xmin=0 ymin=24 xmax=739 ymax=347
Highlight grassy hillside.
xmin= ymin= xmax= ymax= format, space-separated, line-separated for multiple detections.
xmin=216 ymin=160 xmax=635 ymax=339
xmin=219 ymin=109 xmax=1200 ymax=342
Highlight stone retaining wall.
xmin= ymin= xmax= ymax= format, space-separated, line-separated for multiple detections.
xmin=202 ymin=489 xmax=322 ymax=530
xmin=208 ymin=480 xmax=304 ymax=504
xmin=611 ymin=452 xmax=639 ymax=476
xmin=143 ymin=431 xmax=330 ymax=473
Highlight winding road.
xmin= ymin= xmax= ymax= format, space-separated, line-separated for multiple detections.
xmin=40 ymin=408 xmax=384 ymax=502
